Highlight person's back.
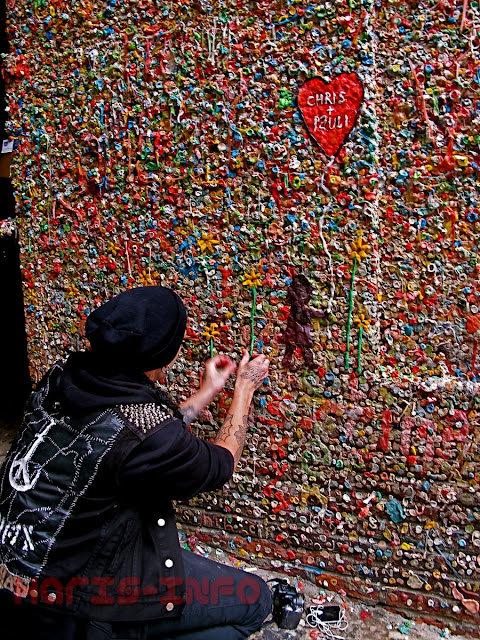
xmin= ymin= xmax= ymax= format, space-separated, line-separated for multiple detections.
xmin=0 ymin=285 xmax=272 ymax=640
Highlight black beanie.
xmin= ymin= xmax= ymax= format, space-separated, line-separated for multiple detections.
xmin=85 ymin=286 xmax=187 ymax=372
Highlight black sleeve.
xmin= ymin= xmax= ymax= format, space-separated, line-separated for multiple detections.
xmin=118 ymin=418 xmax=235 ymax=501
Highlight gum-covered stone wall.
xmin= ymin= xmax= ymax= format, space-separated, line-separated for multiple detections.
xmin=4 ymin=0 xmax=480 ymax=633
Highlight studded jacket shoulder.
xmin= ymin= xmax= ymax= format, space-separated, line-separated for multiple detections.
xmin=117 ymin=403 xmax=172 ymax=434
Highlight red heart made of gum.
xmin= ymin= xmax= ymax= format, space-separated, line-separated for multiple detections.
xmin=298 ymin=74 xmax=364 ymax=158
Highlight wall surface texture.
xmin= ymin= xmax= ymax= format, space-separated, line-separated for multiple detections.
xmin=4 ymin=0 xmax=480 ymax=633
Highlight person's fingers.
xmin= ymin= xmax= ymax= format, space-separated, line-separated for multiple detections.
xmin=207 ymin=354 xmax=233 ymax=369
xmin=240 ymin=349 xmax=250 ymax=367
xmin=216 ymin=355 xmax=235 ymax=370
xmin=222 ymin=360 xmax=237 ymax=377
xmin=204 ymin=359 xmax=218 ymax=375
xmin=227 ymin=358 xmax=238 ymax=370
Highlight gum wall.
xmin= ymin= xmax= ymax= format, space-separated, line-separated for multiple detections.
xmin=3 ymin=0 xmax=480 ymax=633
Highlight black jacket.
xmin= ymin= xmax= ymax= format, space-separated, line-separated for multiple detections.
xmin=0 ymin=362 xmax=234 ymax=632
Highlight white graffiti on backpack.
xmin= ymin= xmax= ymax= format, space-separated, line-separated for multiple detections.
xmin=0 ymin=514 xmax=34 ymax=551
xmin=9 ymin=419 xmax=55 ymax=492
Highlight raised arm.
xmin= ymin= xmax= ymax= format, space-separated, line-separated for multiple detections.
xmin=215 ymin=350 xmax=269 ymax=469
xmin=179 ymin=354 xmax=237 ymax=425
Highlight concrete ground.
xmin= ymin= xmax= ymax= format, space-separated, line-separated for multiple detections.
xmin=253 ymin=568 xmax=470 ymax=640
xmin=187 ymin=544 xmax=472 ymax=640
xmin=249 ymin=572 xmax=469 ymax=640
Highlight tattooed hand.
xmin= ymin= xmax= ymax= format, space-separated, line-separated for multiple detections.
xmin=215 ymin=352 xmax=269 ymax=468
xmin=235 ymin=350 xmax=270 ymax=395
